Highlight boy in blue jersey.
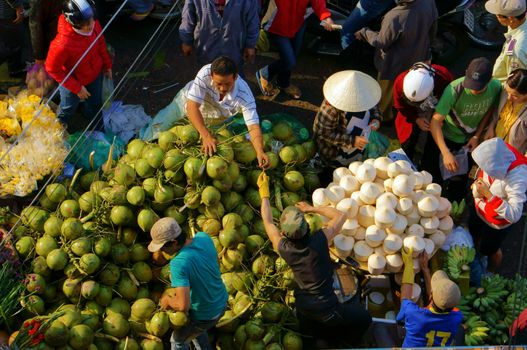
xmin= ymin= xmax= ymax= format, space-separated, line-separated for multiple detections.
xmin=397 ymin=248 xmax=463 ymax=347
xmin=148 ymin=218 xmax=228 ymax=350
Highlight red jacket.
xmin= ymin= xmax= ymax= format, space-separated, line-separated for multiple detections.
xmin=46 ymin=15 xmax=112 ymax=94
xmin=264 ymin=0 xmax=331 ymax=38
xmin=393 ymin=64 xmax=453 ymax=144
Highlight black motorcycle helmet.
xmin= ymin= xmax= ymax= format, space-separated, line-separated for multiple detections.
xmin=63 ymin=0 xmax=96 ymax=29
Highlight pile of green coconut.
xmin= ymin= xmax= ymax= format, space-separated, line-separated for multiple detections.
xmin=9 ymin=120 xmax=320 ymax=350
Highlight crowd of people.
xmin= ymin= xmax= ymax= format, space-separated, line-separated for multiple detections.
xmin=1 ymin=0 xmax=527 ymax=348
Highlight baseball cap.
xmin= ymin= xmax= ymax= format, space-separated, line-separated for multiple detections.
xmin=148 ymin=217 xmax=182 ymax=252
xmin=485 ymin=0 xmax=526 ymax=16
xmin=280 ymin=206 xmax=309 ymax=240
xmin=431 ymin=270 xmax=461 ymax=310
xmin=463 ymin=57 xmax=493 ymax=91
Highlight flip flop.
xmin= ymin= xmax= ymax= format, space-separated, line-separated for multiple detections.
xmin=255 ymin=68 xmax=278 ymax=96
xmin=282 ymin=85 xmax=302 ymax=99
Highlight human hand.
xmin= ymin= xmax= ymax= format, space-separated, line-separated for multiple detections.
xmin=159 ymin=294 xmax=171 ymax=309
xmin=474 ymin=178 xmax=492 ymax=199
xmin=257 ymin=151 xmax=270 ymax=169
xmin=77 ymin=86 xmax=91 ymax=100
xmin=295 ymin=201 xmax=314 ymax=213
xmin=13 ymin=7 xmax=23 ymax=24
xmin=35 ymin=59 xmax=45 ymax=66
xmin=244 ymin=47 xmax=256 ymax=64
xmin=257 ymin=171 xmax=270 ymax=199
xmin=369 ymin=119 xmax=380 ymax=131
xmin=353 ymin=136 xmax=369 ymax=151
xmin=354 ymin=31 xmax=364 ymax=41
xmin=415 ymin=117 xmax=430 ymax=131
xmin=104 ymin=69 xmax=112 ymax=80
xmin=442 ymin=151 xmax=458 ymax=173
xmin=201 ymin=133 xmax=217 ymax=156
xmin=181 ymin=43 xmax=193 ymax=56
xmin=465 ymin=136 xmax=479 ymax=152
xmin=322 ymin=17 xmax=335 ymax=31
xmin=419 ymin=251 xmax=430 ymax=273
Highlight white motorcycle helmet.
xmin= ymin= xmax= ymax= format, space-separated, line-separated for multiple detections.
xmin=403 ymin=63 xmax=436 ymax=102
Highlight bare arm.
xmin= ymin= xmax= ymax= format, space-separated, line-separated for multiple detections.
xmin=261 ymin=197 xmax=282 ymax=251
xmin=431 ymin=112 xmax=458 ymax=172
xmin=186 ymin=100 xmax=217 ymax=155
xmin=420 ymin=252 xmax=432 ymax=302
xmin=296 ymin=202 xmax=345 ymax=243
xmin=248 ymin=124 xmax=269 ymax=168
xmin=159 ymin=287 xmax=191 ymax=313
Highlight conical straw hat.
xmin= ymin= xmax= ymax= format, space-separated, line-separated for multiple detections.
xmin=323 ymin=70 xmax=381 ymax=112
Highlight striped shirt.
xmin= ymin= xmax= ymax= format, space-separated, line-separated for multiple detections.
xmin=186 ymin=64 xmax=259 ymax=126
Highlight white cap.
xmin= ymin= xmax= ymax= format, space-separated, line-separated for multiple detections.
xmin=403 ymin=65 xmax=435 ymax=102
xmin=323 ymin=70 xmax=381 ymax=112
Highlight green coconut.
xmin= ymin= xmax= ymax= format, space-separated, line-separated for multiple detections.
xmin=158 ymin=130 xmax=177 ymax=150
xmin=184 ymin=190 xmax=201 ymax=209
xmin=149 ymin=312 xmax=170 ymax=337
xmin=116 ymin=338 xmax=140 ymax=350
xmin=60 ymin=199 xmax=80 ymax=218
xmin=39 ymin=193 xmax=58 ymax=211
xmin=79 ymin=171 xmax=97 ymax=190
xmin=245 ymin=188 xmax=262 ymax=208
xmin=121 ymin=227 xmax=138 ymax=246
xmin=246 ymin=319 xmax=266 ymax=340
xmin=293 ymin=144 xmax=307 ymax=162
xmin=125 ymin=186 xmax=145 ymax=206
xmin=107 ymin=298 xmax=131 ymax=318
xmin=79 ymin=253 xmax=101 ymax=274
xmin=35 ymin=235 xmax=58 ymax=257
xmin=137 ymin=285 xmax=149 ymax=299
xmin=302 ymin=140 xmax=316 ymax=158
xmin=283 ymin=171 xmax=304 ymax=192
xmin=267 ymin=152 xmax=279 ymax=169
xmin=44 ymin=320 xmax=69 ymax=347
xmin=154 ymin=184 xmax=174 ymax=204
xmin=164 ymin=206 xmax=187 ymax=224
xmin=111 ymin=243 xmax=130 ymax=265
xmin=232 ymin=174 xmax=248 ymax=192
xmin=110 ymin=206 xmax=134 ymax=226
xmin=281 ymin=192 xmax=300 ymax=208
xmin=46 ymin=248 xmax=68 ymax=270
xmin=142 ymin=177 xmax=157 ymax=197
xmin=45 ymin=183 xmax=67 ymax=203
xmin=21 ymin=206 xmax=49 ymax=231
xmin=81 ymin=280 xmax=100 ymax=300
xmin=176 ymin=124 xmax=199 ymax=145
xmin=62 ymin=277 xmax=82 ymax=301
xmin=282 ymin=332 xmax=302 ymax=350
xmin=303 ymin=172 xmax=321 ymax=192
xmin=103 ymin=312 xmax=130 ymax=339
xmin=245 ymin=235 xmax=265 ymax=254
xmin=219 ymin=228 xmax=242 ymax=248
xmin=131 ymin=298 xmax=156 ymax=322
xmin=63 ymin=263 xmax=79 ymax=279
xmin=79 ymin=191 xmax=98 ymax=213
xmin=97 ymin=263 xmax=120 ymax=286
xmin=252 ymin=255 xmax=275 ymax=277
xmin=114 ymin=163 xmax=136 ymax=186
xmin=163 ymin=149 xmax=188 ymax=170
xmin=85 ymin=301 xmax=105 ymax=316
xmin=70 ymin=237 xmax=92 ymax=256
xmin=68 ymin=324 xmax=94 ymax=349
xmin=168 ymin=311 xmax=188 ymax=329
xmin=143 ymin=146 xmax=165 ymax=169
xmin=44 ymin=215 xmax=63 ymax=238
xmin=132 ymin=262 xmax=152 ymax=283
xmin=234 ymin=204 xmax=254 ymax=224
xmin=130 ymin=243 xmax=150 ymax=262
xmin=135 ymin=158 xmax=155 ymax=178
xmin=279 ymin=146 xmax=297 ymax=164
xmin=137 ymin=208 xmax=159 ymax=232
xmin=183 ymin=157 xmax=204 ymax=182
xmin=61 ymin=218 xmax=84 ymax=240
xmin=95 ymin=285 xmax=113 ymax=306
xmin=212 ymin=177 xmax=233 ymax=192
xmin=272 ymin=122 xmax=293 ymax=141
xmin=227 ymin=162 xmax=240 ymax=180
xmin=202 ymin=218 xmax=222 ymax=236
xmin=261 ymin=301 xmax=286 ymax=323
xmin=221 ymin=192 xmax=241 ymax=212
xmin=94 ymin=237 xmax=112 ymax=257
xmin=25 ymin=273 xmax=46 ymax=294
xmin=234 ymin=325 xmax=247 ymax=349
xmin=81 ymin=310 xmax=101 ymax=330
xmin=140 ymin=339 xmax=164 ymax=350
xmin=100 ymin=185 xmax=128 ymax=205
xmin=32 ymin=256 xmax=50 ymax=277
xmin=90 ymin=180 xmax=108 ymax=194
xmin=206 ymin=156 xmax=228 ymax=179
xmin=200 ymin=186 xmax=221 ymax=206
xmin=235 ymin=141 xmax=257 ymax=164
xmin=127 ymin=139 xmax=146 ymax=159
xmin=116 ymin=275 xmax=138 ymax=301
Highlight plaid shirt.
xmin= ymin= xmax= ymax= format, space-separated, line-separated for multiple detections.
xmin=313 ymin=99 xmax=382 ymax=162
xmin=214 ymin=0 xmax=226 ymax=16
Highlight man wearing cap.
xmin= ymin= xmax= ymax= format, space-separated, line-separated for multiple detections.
xmin=257 ymin=172 xmax=372 ymax=348
xmin=485 ymin=0 xmax=527 ymax=82
xmin=313 ymin=70 xmax=382 ymax=169
xmin=393 ymin=62 xmax=454 ymax=164
xmin=424 ymin=57 xmax=501 ymax=201
xmin=148 ymin=217 xmax=228 ymax=350
xmin=398 ymin=249 xmax=463 ymax=347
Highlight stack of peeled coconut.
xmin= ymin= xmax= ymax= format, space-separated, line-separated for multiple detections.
xmin=312 ymin=157 xmax=453 ymax=279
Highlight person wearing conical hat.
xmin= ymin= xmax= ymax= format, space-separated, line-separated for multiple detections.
xmin=313 ymin=70 xmax=382 ymax=167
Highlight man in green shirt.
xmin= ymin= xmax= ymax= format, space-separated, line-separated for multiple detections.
xmin=423 ymin=57 xmax=501 ymax=201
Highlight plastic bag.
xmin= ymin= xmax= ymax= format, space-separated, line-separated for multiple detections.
xmin=440 ymin=147 xmax=469 ymax=180
xmin=102 ymin=77 xmax=115 ymax=109
xmin=363 ymin=130 xmax=389 ymax=159
xmin=229 ymin=113 xmax=310 ymax=142
xmin=103 ymin=101 xmax=150 ymax=143
xmin=441 ymin=225 xmax=474 ymax=251
xmin=65 ymin=131 xmax=124 ymax=170
xmin=25 ymin=63 xmax=54 ymax=96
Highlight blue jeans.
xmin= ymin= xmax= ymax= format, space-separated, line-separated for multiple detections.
xmin=267 ymin=24 xmax=306 ymax=88
xmin=58 ymin=73 xmax=103 ymax=128
xmin=170 ymin=313 xmax=223 ymax=350
xmin=341 ymin=0 xmax=394 ymax=49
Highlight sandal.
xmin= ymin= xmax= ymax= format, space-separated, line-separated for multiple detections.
xmin=282 ymin=85 xmax=302 ymax=99
xmin=256 ymin=67 xmax=278 ymax=96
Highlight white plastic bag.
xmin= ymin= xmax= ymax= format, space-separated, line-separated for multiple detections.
xmin=103 ymin=101 xmax=150 ymax=143
xmin=440 ymin=147 xmax=469 ymax=180
xmin=441 ymin=225 xmax=474 ymax=251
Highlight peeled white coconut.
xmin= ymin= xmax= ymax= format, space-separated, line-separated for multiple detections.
xmin=403 ymin=235 xmax=425 ymax=257
xmin=334 ymin=234 xmax=355 ymax=257
xmin=426 ymin=183 xmax=442 ymax=197
xmin=348 ymin=161 xmax=363 ymax=175
xmin=368 ymin=254 xmax=386 ymax=275
xmin=374 ymin=246 xmax=386 ymax=256
xmin=413 ymin=259 xmax=421 ymax=274
xmin=397 ymin=197 xmax=414 ymax=216
xmin=359 ymin=182 xmax=382 ymax=205
xmin=392 ymin=174 xmax=415 ymax=197
xmin=386 ymin=253 xmax=403 ymax=273
xmin=395 ymin=160 xmax=413 ymax=174
xmin=358 ymin=205 xmax=376 ymax=227
xmin=365 ymin=225 xmax=386 ymax=248
xmin=387 ymin=214 xmax=408 ymax=235
xmin=438 ymin=216 xmax=454 ymax=234
xmin=341 ymin=219 xmax=360 ymax=236
xmin=356 ymin=163 xmax=376 ymax=183
xmin=384 ymin=178 xmax=394 ymax=193
xmin=387 ymin=162 xmax=403 ymax=178
xmin=340 ymin=175 xmax=360 ymax=195
xmin=326 ymin=185 xmax=346 ymax=206
xmin=376 ymin=192 xmax=398 ymax=209
xmin=385 ymin=311 xmax=396 ymax=320
xmin=436 ymin=197 xmax=451 ymax=218
xmin=336 ymin=198 xmax=359 ymax=219
xmin=406 ymin=206 xmax=421 ymax=225
xmin=394 ymin=273 xmax=403 ymax=285
xmin=312 ymin=188 xmax=329 ymax=207
xmin=351 ymin=191 xmax=364 ymax=206
xmin=375 ymin=207 xmax=396 ymax=229
xmin=424 ymin=238 xmax=435 ymax=256
xmin=412 ymin=190 xmax=427 ymax=204
xmin=412 ymin=172 xmax=424 ymax=190
xmin=373 ymin=157 xmax=392 ymax=179
xmin=430 ymin=230 xmax=446 ymax=248
xmin=406 ymin=224 xmax=425 ymax=238
xmin=364 ymin=158 xmax=375 ymax=166
xmin=333 ymin=167 xmax=352 ymax=184
xmin=421 ymin=216 xmax=440 ymax=234
xmin=369 ymin=291 xmax=385 ymax=306
xmin=418 ymin=195 xmax=439 ymax=217
xmin=355 ymin=226 xmax=366 ymax=240
xmin=411 ymin=283 xmax=422 ymax=303
xmin=383 ymin=234 xmax=403 ymax=254
xmin=373 ymin=179 xmax=386 ymax=195
xmin=353 ymin=241 xmax=373 ymax=262
xmin=420 ymin=170 xmax=433 ymax=187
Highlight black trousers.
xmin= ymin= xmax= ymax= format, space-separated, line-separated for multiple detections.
xmin=0 ymin=19 xmax=24 ymax=73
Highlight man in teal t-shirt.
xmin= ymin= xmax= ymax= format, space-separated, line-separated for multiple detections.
xmin=422 ymin=57 xmax=501 ymax=201
xmin=148 ymin=217 xmax=227 ymax=350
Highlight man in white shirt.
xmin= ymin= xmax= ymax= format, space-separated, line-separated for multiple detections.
xmin=186 ymin=56 xmax=269 ymax=168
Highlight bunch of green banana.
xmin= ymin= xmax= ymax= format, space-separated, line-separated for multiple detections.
xmin=464 ymin=315 xmax=490 ymax=346
xmin=504 ymin=291 xmax=527 ymax=326
xmin=469 ymin=275 xmax=509 ymax=313
xmin=451 ymin=199 xmax=466 ymax=220
xmin=445 ymin=245 xmax=476 ymax=279
xmin=487 ymin=321 xmax=509 ymax=345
